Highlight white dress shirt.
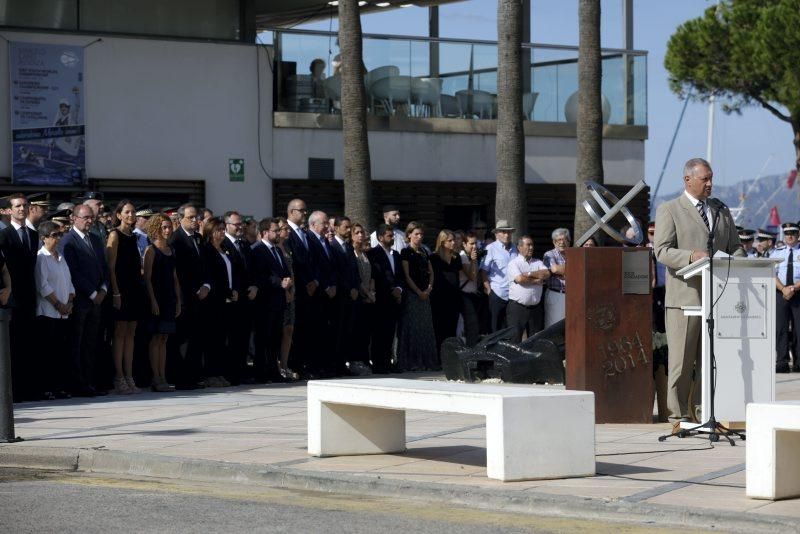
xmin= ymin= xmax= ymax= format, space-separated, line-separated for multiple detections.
xmin=507 ymin=255 xmax=546 ymax=306
xmin=370 ymin=228 xmax=407 ymax=253
xmin=36 ymin=247 xmax=75 ymax=319
xmin=287 ymin=220 xmax=308 ymax=248
xmin=219 ymin=251 xmax=233 ymax=290
xmin=684 ymin=191 xmax=715 ymax=232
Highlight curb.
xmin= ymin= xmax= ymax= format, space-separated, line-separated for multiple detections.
xmin=0 ymin=444 xmax=794 ymax=533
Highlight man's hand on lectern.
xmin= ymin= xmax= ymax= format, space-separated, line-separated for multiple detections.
xmin=690 ymin=250 xmax=709 ymax=263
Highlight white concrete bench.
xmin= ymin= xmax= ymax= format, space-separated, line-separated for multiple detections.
xmin=307 ymin=378 xmax=595 ymax=482
xmin=746 ymin=401 xmax=800 ymax=500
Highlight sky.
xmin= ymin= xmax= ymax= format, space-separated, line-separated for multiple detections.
xmin=293 ymin=0 xmax=796 ymax=196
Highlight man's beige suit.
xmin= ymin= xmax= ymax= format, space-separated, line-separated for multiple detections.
xmin=654 ymin=193 xmax=743 ymax=422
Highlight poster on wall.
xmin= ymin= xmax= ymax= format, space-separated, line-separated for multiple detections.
xmin=9 ymin=41 xmax=86 ymax=186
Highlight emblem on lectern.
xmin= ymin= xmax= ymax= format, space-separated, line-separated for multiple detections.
xmin=588 ymin=303 xmax=618 ymax=331
xmin=735 ymin=301 xmax=746 ymax=314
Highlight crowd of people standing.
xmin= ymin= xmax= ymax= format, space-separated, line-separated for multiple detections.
xmin=0 ymin=192 xmax=576 ymax=402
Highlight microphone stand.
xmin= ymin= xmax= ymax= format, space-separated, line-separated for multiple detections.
xmin=659 ymin=203 xmax=746 ymax=445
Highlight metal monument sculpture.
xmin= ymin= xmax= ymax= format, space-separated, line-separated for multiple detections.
xmin=575 ymin=179 xmax=647 ymax=247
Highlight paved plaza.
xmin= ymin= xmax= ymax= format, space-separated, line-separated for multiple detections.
xmin=2 ymin=373 xmax=799 ymax=532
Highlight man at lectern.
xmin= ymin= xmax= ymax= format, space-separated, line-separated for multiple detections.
xmin=653 ymin=158 xmax=745 ymax=431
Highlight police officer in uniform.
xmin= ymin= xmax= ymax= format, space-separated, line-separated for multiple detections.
xmin=773 ymin=222 xmax=800 ymax=373
xmin=755 ymin=229 xmax=776 ymax=257
xmin=738 ymin=228 xmax=756 ymax=257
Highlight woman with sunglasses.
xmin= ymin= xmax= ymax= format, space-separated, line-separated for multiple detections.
xmin=35 ymin=221 xmax=74 ymax=400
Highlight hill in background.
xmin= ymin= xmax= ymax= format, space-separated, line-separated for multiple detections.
xmin=653 ymin=172 xmax=800 ymax=228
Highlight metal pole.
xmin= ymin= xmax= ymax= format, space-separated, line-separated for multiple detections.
xmin=428 ymin=6 xmax=439 ymax=77
xmin=0 ymin=309 xmax=18 ymax=443
xmin=706 ymin=95 xmax=715 ymax=164
xmin=623 ymin=0 xmax=634 ymax=125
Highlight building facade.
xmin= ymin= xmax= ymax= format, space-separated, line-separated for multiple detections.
xmin=0 ymin=0 xmax=648 ymax=242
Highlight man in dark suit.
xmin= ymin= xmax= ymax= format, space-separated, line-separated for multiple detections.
xmin=167 ymin=203 xmax=210 ymax=389
xmin=221 ymin=210 xmax=258 ymax=384
xmin=0 ymin=193 xmax=39 ymax=400
xmin=59 ymin=204 xmax=110 ymax=396
xmin=307 ymin=210 xmax=339 ymax=376
xmin=367 ymin=223 xmax=404 ymax=373
xmin=330 ymin=216 xmax=361 ymax=374
xmin=251 ymin=218 xmax=292 ymax=382
xmin=283 ymin=198 xmax=317 ymax=376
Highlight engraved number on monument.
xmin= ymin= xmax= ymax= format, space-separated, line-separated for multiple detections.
xmin=622 ymin=250 xmax=651 ymax=294
xmin=600 ymin=332 xmax=649 ymax=377
xmin=715 ymin=281 xmax=767 ymax=339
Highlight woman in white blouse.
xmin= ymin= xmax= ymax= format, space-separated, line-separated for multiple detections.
xmin=35 ymin=220 xmax=75 ymax=400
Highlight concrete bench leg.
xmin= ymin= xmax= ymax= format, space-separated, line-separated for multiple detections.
xmin=485 ymin=396 xmax=595 ymax=482
xmin=308 ymin=400 xmax=406 ymax=457
xmin=747 ymin=404 xmax=800 ymax=499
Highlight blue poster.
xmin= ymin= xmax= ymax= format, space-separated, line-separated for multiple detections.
xmin=10 ymin=42 xmax=85 ymax=186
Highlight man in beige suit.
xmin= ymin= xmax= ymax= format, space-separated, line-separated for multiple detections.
xmin=654 ymin=158 xmax=744 ymax=431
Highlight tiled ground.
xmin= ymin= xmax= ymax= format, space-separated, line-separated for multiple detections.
xmin=6 ymin=373 xmax=800 ymax=519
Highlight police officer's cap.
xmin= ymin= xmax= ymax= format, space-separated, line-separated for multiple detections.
xmin=738 ymin=229 xmax=755 ymax=241
xmin=756 ymin=228 xmax=776 ymax=240
xmin=28 ymin=192 xmax=51 ymax=208
xmin=781 ymin=222 xmax=799 ymax=234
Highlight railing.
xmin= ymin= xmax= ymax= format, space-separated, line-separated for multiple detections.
xmin=271 ymin=29 xmax=647 ymax=126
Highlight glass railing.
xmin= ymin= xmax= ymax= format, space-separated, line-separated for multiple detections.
xmin=272 ymin=29 xmax=647 ymax=126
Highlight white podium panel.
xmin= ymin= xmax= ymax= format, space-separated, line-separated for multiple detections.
xmin=677 ymin=257 xmax=779 ymax=422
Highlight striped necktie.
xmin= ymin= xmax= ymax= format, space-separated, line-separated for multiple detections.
xmin=696 ymin=201 xmax=710 ymax=230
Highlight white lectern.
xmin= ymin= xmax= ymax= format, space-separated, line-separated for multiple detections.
xmin=677 ymin=256 xmax=780 ymax=424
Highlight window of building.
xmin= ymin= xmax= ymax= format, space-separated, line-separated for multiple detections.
xmin=80 ymin=0 xmax=241 ymax=41
xmin=0 ymin=0 xmax=78 ymax=30
xmin=0 ymin=0 xmax=242 ymax=41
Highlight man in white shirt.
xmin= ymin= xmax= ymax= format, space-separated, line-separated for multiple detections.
xmin=506 ymin=235 xmax=550 ymax=343
xmin=370 ymin=205 xmax=407 ymax=253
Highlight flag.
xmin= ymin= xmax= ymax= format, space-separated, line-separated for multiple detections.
xmin=788 ymin=169 xmax=797 ymax=189
xmin=767 ymin=206 xmax=781 ymax=235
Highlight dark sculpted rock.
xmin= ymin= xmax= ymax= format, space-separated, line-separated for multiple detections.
xmin=441 ymin=320 xmax=565 ymax=384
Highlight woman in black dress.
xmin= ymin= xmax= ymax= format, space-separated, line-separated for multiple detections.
xmin=106 ymin=200 xmax=146 ymax=394
xmin=430 ymin=229 xmax=463 ymax=360
xmin=143 ymin=214 xmax=181 ymax=392
xmin=276 ymin=217 xmax=297 ymax=380
xmin=200 ymin=217 xmax=239 ymax=387
xmin=397 ymin=221 xmax=438 ymax=371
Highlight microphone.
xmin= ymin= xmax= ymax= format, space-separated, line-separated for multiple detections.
xmin=706 ymin=198 xmax=727 ymax=211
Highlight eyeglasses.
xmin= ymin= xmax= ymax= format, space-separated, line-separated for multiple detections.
xmin=47 ymin=232 xmax=64 ymax=239
xmin=290 ymin=208 xmax=308 ymax=213
xmin=227 ymin=222 xmax=243 ymax=227
xmin=75 ymin=215 xmax=94 ymax=220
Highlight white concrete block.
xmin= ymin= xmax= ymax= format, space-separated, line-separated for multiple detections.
xmin=746 ymin=401 xmax=800 ymax=500
xmin=307 ymin=379 xmax=595 ymax=482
